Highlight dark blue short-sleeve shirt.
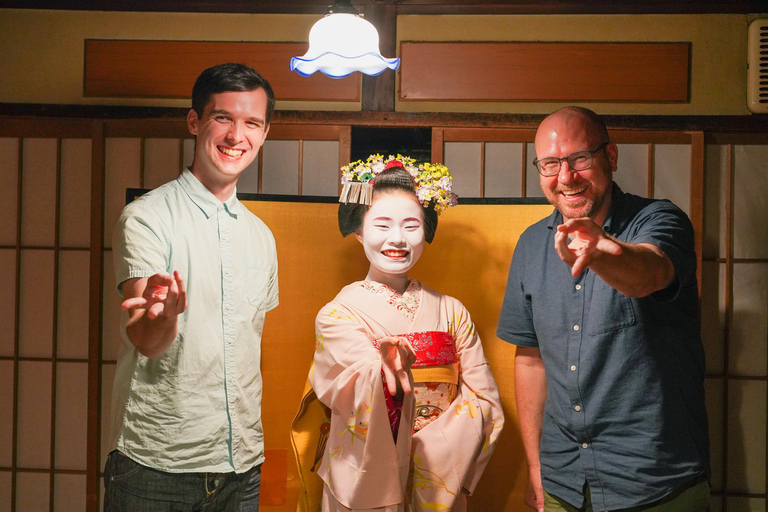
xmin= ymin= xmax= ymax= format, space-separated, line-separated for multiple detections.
xmin=497 ymin=185 xmax=709 ymax=510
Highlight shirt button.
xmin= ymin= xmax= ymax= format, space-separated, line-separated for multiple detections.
xmin=574 ymin=405 xmax=581 ymax=412
xmin=582 ymin=443 xmax=588 ymax=449
xmin=573 ymin=325 xmax=580 ymax=331
xmin=570 ymin=365 xmax=576 ymax=371
xmin=575 ymin=284 xmax=582 ymax=291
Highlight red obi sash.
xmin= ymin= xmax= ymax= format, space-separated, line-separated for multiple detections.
xmin=373 ymin=331 xmax=456 ymax=441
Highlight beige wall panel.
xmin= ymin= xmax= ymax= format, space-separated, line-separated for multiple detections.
xmin=102 ymin=250 xmax=122 ymax=362
xmin=0 ymin=471 xmax=10 ymax=512
xmin=15 ymin=472 xmax=50 ymax=512
xmin=101 ymin=364 xmax=116 ymax=468
xmin=0 ymin=360 xmax=13 ymax=466
xmin=54 ymin=362 xmax=88 ymax=471
xmin=525 ymin=142 xmax=544 ymax=198
xmin=484 ymin=142 xmax=522 ymax=198
xmin=726 ymin=498 xmax=766 ymax=511
xmin=444 ymin=142 xmax=481 ymax=197
xmin=59 ymin=139 xmax=92 ymax=248
xmin=0 ymin=138 xmax=19 ymax=246
xmin=302 ymin=141 xmax=339 ymax=197
xmin=653 ymin=144 xmax=690 ymax=215
xmin=17 ymin=361 xmax=52 ymax=468
xmin=261 ymin=140 xmax=299 ymax=195
xmin=729 ymin=263 xmax=768 ymax=377
xmin=700 ymin=261 xmax=725 ymax=374
xmin=727 ymin=380 xmax=767 ymax=493
xmin=104 ymin=138 xmax=141 ymax=249
xmin=54 ymin=474 xmax=86 ymax=512
xmin=144 ymin=138 xmax=182 ymax=189
xmin=57 ymin=250 xmax=90 ymax=360
xmin=704 ymin=144 xmax=728 ymax=260
xmin=614 ymin=144 xmax=648 ymax=198
xmin=18 ymin=249 xmax=54 ymax=358
xmin=704 ymin=377 xmax=724 ymax=491
xmin=396 ymin=14 xmax=753 ymax=115
xmin=734 ymin=145 xmax=768 ymax=259
xmin=183 ymin=138 xmax=195 ymax=170
xmin=21 ymin=138 xmax=57 ymax=248
xmin=0 ymin=249 xmax=16 ymax=357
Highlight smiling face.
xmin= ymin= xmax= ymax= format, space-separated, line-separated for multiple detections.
xmin=355 ymin=190 xmax=426 ymax=287
xmin=535 ymin=109 xmax=618 ymax=225
xmin=187 ymin=88 xmax=270 ymax=200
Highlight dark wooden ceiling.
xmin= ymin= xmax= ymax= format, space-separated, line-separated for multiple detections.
xmin=1 ymin=0 xmax=765 ymax=14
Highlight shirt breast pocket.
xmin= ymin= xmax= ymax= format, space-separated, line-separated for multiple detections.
xmin=246 ymin=262 xmax=270 ymax=310
xmin=587 ymin=280 xmax=635 ymax=335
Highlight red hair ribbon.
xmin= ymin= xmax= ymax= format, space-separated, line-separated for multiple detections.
xmin=383 ymin=160 xmax=404 ymax=170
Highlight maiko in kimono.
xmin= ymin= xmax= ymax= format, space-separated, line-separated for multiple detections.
xmin=291 ymin=155 xmax=504 ymax=512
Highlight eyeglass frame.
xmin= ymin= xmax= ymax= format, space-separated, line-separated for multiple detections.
xmin=532 ymin=141 xmax=610 ymax=177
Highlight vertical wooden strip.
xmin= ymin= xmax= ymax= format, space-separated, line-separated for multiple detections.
xmin=50 ymin=138 xmax=63 ymax=509
xmin=521 ymin=143 xmax=528 ymax=198
xmin=339 ymin=127 xmax=352 ymax=195
xmin=140 ymin=138 xmax=146 ymax=189
xmin=479 ymin=142 xmax=486 ymax=198
xmin=689 ymin=132 xmax=705 ymax=295
xmin=11 ymin=138 xmax=23 ymax=512
xmin=431 ymin=128 xmax=444 ymax=165
xmin=721 ymin=143 xmax=734 ymax=501
xmin=647 ymin=143 xmax=655 ymax=199
xmin=361 ymin=4 xmax=396 ymax=112
xmin=298 ymin=140 xmax=304 ymax=196
xmin=86 ymin=121 xmax=105 ymax=512
xmin=178 ymin=139 xmax=185 ymax=175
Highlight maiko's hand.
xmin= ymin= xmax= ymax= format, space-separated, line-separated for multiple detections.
xmin=555 ymin=218 xmax=622 ymax=277
xmin=121 ymin=271 xmax=187 ymax=320
xmin=379 ymin=336 xmax=416 ymax=396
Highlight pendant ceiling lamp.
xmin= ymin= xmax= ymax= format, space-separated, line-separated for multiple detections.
xmin=290 ymin=0 xmax=400 ymax=79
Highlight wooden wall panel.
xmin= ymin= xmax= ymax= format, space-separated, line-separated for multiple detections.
xmin=84 ymin=40 xmax=360 ymax=102
xmin=400 ymin=42 xmax=690 ymax=103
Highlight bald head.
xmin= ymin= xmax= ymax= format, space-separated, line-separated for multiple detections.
xmin=536 ymin=107 xmax=609 ymax=149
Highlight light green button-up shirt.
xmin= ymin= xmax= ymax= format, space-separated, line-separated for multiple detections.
xmin=110 ymin=169 xmax=278 ymax=473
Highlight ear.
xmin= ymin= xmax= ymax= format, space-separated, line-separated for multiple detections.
xmin=187 ymin=109 xmax=199 ymax=136
xmin=606 ymin=142 xmax=619 ymax=173
xmin=354 ymin=231 xmax=363 ymax=244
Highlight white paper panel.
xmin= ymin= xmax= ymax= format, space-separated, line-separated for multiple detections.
xmin=726 ymin=497 xmax=765 ymax=512
xmin=53 ymin=474 xmax=86 ymax=512
xmin=653 ymin=144 xmax=690 ymax=216
xmin=484 ymin=142 xmax=522 ymax=198
xmin=0 ymin=138 xmax=19 ymax=246
xmin=704 ymin=144 xmax=728 ymax=260
xmin=0 ymin=249 xmax=16 ymax=357
xmin=302 ymin=141 xmax=339 ymax=197
xmin=705 ymin=377 xmax=724 ymax=491
xmin=613 ymin=143 xmax=648 ymax=198
xmin=0 ymin=471 xmax=10 ymax=512
xmin=700 ymin=261 xmax=725 ymax=374
xmin=101 ymin=250 xmax=122 ymax=362
xmin=18 ymin=249 xmax=54 ymax=358
xmin=16 ymin=472 xmax=50 ymax=512
xmin=734 ymin=145 xmax=768 ymax=259
xmin=101 ymin=364 xmax=116 ymax=468
xmin=55 ymin=362 xmax=87 ymax=470
xmin=0 ymin=361 xmax=14 ymax=466
xmin=104 ymin=138 xmax=141 ymax=250
xmin=729 ymin=263 xmax=768 ymax=376
xmin=17 ymin=361 xmax=52 ymax=469
xmin=182 ymin=138 xmax=195 ymax=170
xmin=444 ymin=142 xmax=481 ymax=197
xmin=59 ymin=139 xmax=91 ymax=248
xmin=727 ymin=380 xmax=767 ymax=493
xmin=56 ymin=250 xmax=90 ymax=359
xmin=144 ymin=138 xmax=181 ymax=189
xmin=261 ymin=140 xmax=298 ymax=195
xmin=21 ymin=138 xmax=57 ymax=247
xmin=525 ymin=142 xmax=544 ymax=198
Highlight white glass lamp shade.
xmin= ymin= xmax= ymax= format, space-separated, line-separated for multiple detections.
xmin=290 ymin=13 xmax=400 ymax=79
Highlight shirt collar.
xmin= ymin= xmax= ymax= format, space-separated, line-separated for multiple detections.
xmin=178 ymin=168 xmax=239 ymax=219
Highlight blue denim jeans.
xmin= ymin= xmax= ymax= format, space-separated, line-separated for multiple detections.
xmin=103 ymin=451 xmax=261 ymax=512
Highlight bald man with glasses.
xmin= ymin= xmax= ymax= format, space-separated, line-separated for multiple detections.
xmin=498 ymin=107 xmax=710 ymax=512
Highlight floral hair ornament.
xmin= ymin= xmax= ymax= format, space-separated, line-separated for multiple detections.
xmin=339 ymin=154 xmax=458 ymax=213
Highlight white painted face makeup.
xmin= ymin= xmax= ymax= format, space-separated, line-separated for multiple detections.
xmin=355 ymin=191 xmax=426 ymax=287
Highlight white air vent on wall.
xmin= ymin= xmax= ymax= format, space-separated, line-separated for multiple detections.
xmin=748 ymin=19 xmax=768 ymax=113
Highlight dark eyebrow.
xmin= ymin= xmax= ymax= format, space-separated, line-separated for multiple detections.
xmin=208 ymin=109 xmax=265 ymax=125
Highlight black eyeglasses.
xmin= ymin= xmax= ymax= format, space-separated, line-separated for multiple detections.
xmin=533 ymin=141 xmax=609 ymax=177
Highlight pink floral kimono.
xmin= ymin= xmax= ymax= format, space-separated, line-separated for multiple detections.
xmin=294 ymin=280 xmax=504 ymax=512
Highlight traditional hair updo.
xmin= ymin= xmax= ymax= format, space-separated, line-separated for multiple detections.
xmin=338 ymin=166 xmax=439 ymax=243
